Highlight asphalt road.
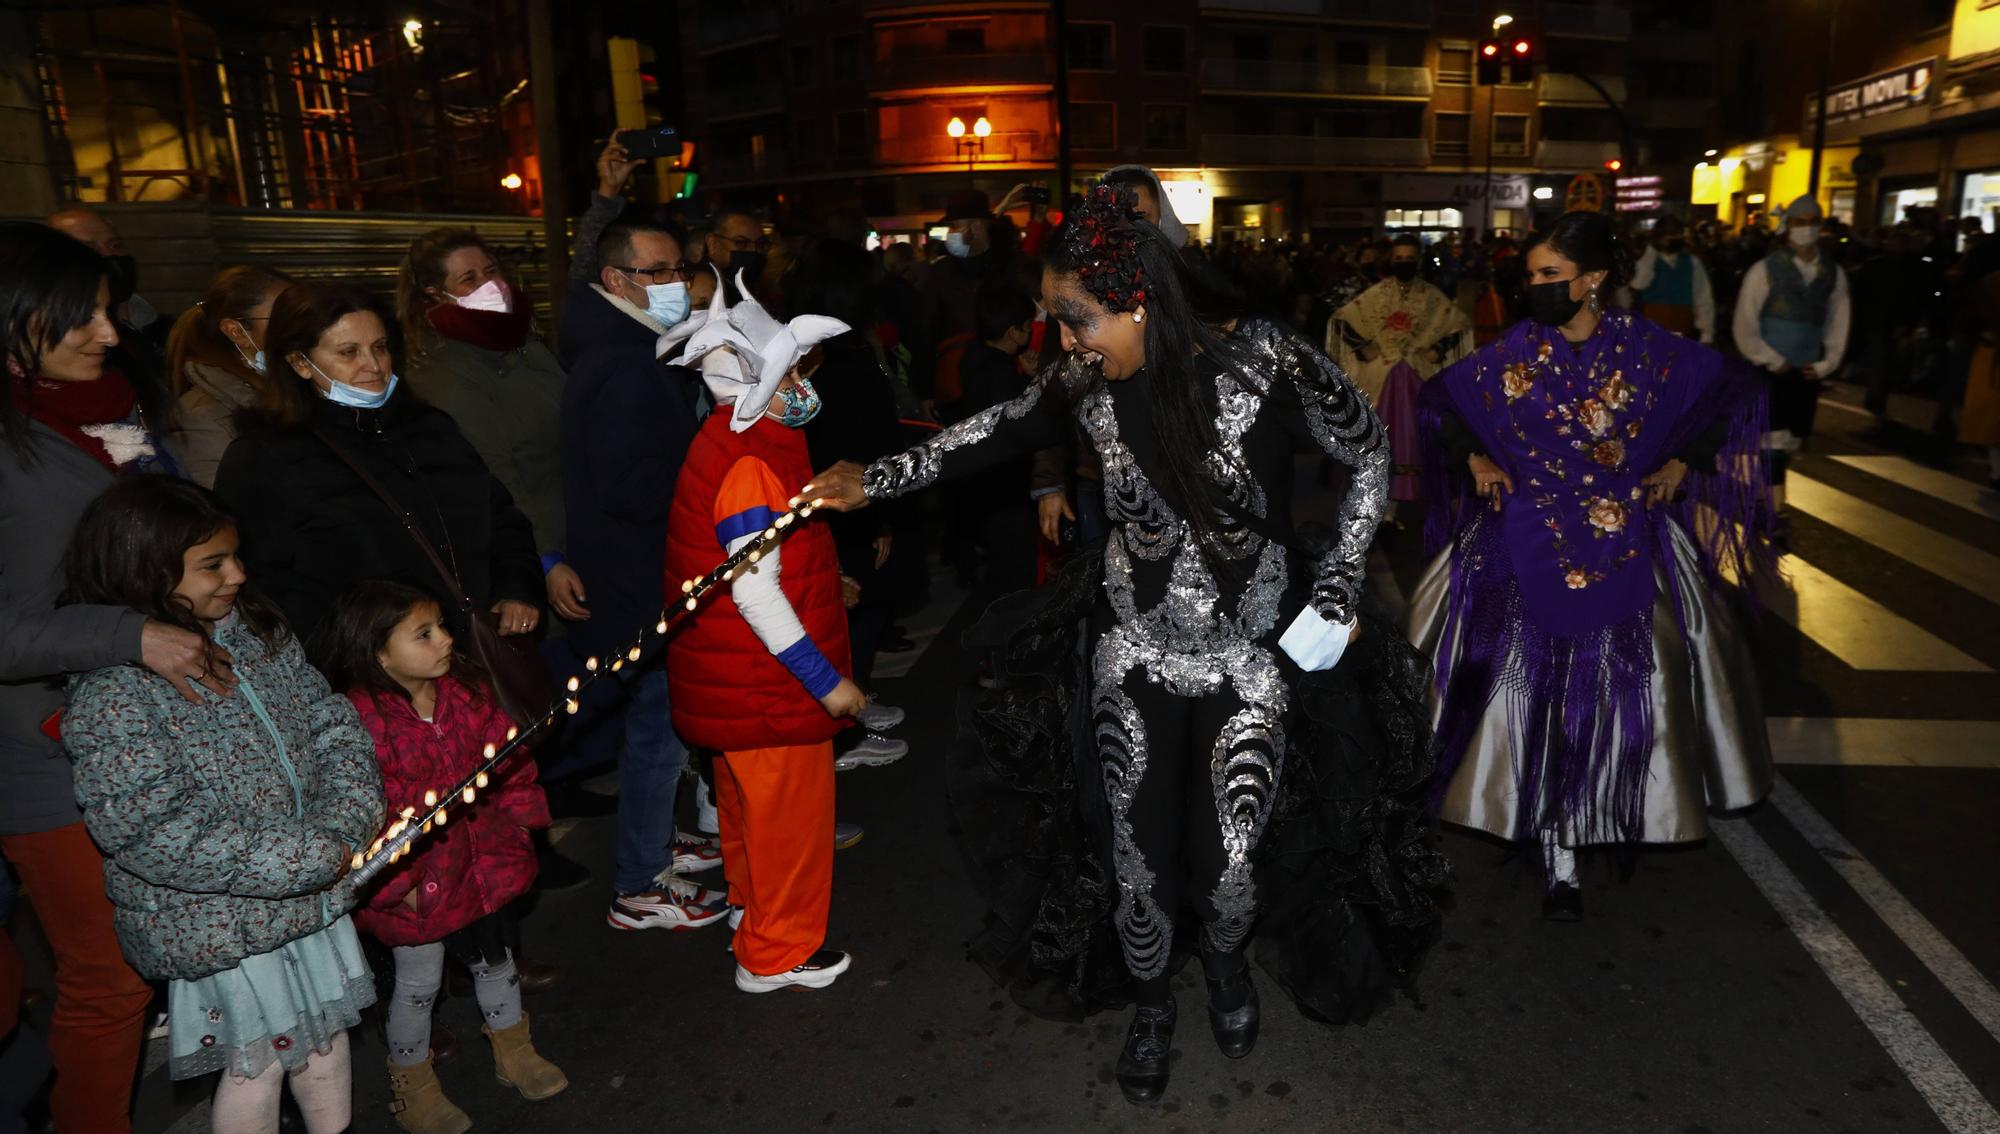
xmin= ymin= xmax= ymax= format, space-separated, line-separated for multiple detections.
xmin=121 ymin=380 xmax=2000 ymax=1133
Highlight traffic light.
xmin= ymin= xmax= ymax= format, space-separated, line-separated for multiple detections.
xmin=1604 ymin=158 xmax=1624 ymax=173
xmin=608 ymin=37 xmax=690 ymax=199
xmin=1477 ymin=39 xmax=1503 ymax=85
xmin=1508 ymin=35 xmax=1534 ymax=84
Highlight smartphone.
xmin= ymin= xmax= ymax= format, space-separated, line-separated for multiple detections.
xmin=616 ymin=126 xmax=680 ymax=161
xmin=1026 ymin=186 xmax=1052 ymax=205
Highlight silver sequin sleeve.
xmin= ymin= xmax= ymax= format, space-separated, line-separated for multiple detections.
xmin=859 ymin=376 xmax=1069 ymax=502
xmin=1243 ymin=320 xmax=1388 ymax=625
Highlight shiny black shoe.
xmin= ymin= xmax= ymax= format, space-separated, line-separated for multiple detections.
xmin=1115 ymin=997 xmax=1176 ymax=1105
xmin=1542 ymin=880 xmax=1584 ymax=922
xmin=1205 ymin=967 xmax=1260 ymax=1059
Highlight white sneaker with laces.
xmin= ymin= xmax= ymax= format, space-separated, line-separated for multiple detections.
xmin=834 ymin=733 xmax=907 ymax=771
xmin=857 ymin=700 xmax=905 ymax=732
xmin=669 ymin=831 xmax=723 ymax=874
xmin=735 ymin=948 xmax=851 ymax=993
xmin=608 ymin=874 xmax=728 ymax=932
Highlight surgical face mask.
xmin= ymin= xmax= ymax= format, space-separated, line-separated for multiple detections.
xmin=627 ymin=276 xmax=690 ymax=327
xmin=1389 ymin=261 xmax=1420 ymax=282
xmin=453 ymin=279 xmax=512 ymax=314
xmin=944 ymin=231 xmax=972 ymax=259
xmin=1527 ymin=279 xmax=1585 ymax=326
xmin=769 ymin=375 xmax=822 ymax=428
xmin=1789 ymin=224 xmax=1821 ymax=249
xmin=309 ymin=358 xmax=399 ymax=409
xmin=233 ymin=341 xmax=265 ymax=375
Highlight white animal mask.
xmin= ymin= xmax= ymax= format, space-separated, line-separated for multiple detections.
xmin=663 ymin=269 xmax=848 ymax=432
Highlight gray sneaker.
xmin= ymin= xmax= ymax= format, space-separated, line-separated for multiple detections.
xmin=834 ymin=821 xmax=865 ymax=850
xmin=835 ymin=733 xmax=908 ymax=771
xmin=857 ymin=700 xmax=906 ymax=732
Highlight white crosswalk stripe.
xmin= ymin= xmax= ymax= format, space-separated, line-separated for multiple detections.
xmin=1830 ymin=454 xmax=2000 ymax=520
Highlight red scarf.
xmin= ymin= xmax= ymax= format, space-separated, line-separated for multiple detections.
xmin=426 ymin=285 xmax=533 ymax=353
xmin=9 ymin=367 xmax=139 ymax=471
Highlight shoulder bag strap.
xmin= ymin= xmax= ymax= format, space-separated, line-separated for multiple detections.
xmin=309 ymin=429 xmax=473 ymax=610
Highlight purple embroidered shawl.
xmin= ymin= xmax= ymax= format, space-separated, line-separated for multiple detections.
xmin=1417 ymin=311 xmax=1772 ymax=845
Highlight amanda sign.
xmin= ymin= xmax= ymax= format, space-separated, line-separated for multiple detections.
xmin=1804 ymin=58 xmax=1935 ymax=129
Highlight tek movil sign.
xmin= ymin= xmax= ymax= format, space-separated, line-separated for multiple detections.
xmin=1806 ymin=58 xmax=1935 ymax=129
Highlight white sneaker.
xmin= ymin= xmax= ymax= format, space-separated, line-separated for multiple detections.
xmin=735 ymin=948 xmax=851 ymax=993
xmin=669 ymin=831 xmax=723 ymax=874
xmin=834 ymin=733 xmax=907 ymax=771
xmin=857 ymin=700 xmax=905 ymax=732
xmin=726 ymin=904 xmax=745 ymax=953
xmin=608 ymin=874 xmax=728 ymax=931
xmin=694 ymin=777 xmax=720 ymax=837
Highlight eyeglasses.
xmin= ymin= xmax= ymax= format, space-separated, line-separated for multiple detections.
xmin=718 ymin=234 xmax=773 ymax=253
xmin=613 ymin=263 xmax=695 ymax=283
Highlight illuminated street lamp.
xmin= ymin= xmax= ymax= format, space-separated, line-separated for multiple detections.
xmin=947 ymin=115 xmax=990 ymax=175
xmin=501 ymin=172 xmax=524 ymax=190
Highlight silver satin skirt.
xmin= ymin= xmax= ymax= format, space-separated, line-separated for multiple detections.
xmin=1406 ymin=519 xmax=1773 ymax=847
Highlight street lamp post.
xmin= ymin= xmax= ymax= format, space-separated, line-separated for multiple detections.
xmin=947 ymin=116 xmax=990 ymax=179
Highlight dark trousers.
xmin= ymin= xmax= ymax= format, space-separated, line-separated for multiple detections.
xmin=1093 ymin=651 xmax=1284 ymax=984
xmin=1770 ymin=370 xmax=1824 ymax=486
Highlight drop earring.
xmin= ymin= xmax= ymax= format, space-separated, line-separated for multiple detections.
xmin=1132 ymin=310 xmax=1145 ymax=324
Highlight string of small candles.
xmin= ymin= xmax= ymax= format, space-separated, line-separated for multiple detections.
xmin=341 ymin=494 xmax=825 ymax=890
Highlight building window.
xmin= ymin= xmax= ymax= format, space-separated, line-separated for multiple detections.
xmin=793 ymin=117 xmax=821 ymax=163
xmin=945 ymin=25 xmax=985 ymax=55
xmin=831 ymin=34 xmax=860 ymax=80
xmin=1493 ymin=114 xmax=1530 ymax=157
xmin=791 ymin=44 xmax=817 ymax=87
xmin=1143 ymin=26 xmax=1187 ymax=74
xmin=1437 ymin=42 xmax=1472 ymax=85
xmin=1434 ymin=112 xmax=1470 ymax=158
xmin=1144 ymin=104 xmax=1189 ymax=151
xmin=1067 ymin=22 xmax=1114 ymax=71
xmin=834 ymin=109 xmax=867 ymax=159
xmin=1072 ymin=102 xmax=1116 ymax=150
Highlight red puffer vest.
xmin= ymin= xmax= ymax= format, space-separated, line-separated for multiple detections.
xmin=665 ymin=412 xmax=852 ymax=750
xmin=347 ymin=676 xmax=549 ymax=947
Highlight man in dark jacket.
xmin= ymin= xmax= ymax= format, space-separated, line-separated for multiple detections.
xmin=919 ymin=190 xmax=1018 ymax=419
xmin=554 ymin=218 xmax=726 ymax=932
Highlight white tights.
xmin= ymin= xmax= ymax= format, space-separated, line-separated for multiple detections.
xmin=209 ymin=1029 xmax=352 ymax=1134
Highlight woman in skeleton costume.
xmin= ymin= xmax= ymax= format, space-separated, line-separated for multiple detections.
xmin=803 ymin=185 xmax=1447 ymax=1105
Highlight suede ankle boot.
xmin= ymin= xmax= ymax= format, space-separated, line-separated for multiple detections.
xmin=486 ymin=1012 xmax=569 ymax=1100
xmin=386 ymin=1054 xmax=471 ymax=1134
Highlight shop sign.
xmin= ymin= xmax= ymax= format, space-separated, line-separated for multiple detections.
xmin=1565 ymin=174 xmax=1604 ymax=213
xmin=1804 ymin=58 xmax=1935 ymax=129
xmin=1614 ymin=174 xmax=1665 ymax=212
xmin=1381 ymin=174 xmax=1530 ymax=207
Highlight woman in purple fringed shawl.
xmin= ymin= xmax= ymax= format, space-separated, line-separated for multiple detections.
xmin=1406 ymin=212 xmax=1776 ymax=921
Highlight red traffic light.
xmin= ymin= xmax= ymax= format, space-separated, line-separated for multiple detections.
xmin=1513 ymin=39 xmax=1531 ymax=55
xmin=1604 ymin=158 xmax=1624 ymax=172
xmin=1481 ymin=42 xmax=1499 ymax=56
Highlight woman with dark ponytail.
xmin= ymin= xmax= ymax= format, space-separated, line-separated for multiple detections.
xmin=1411 ymin=210 xmax=1776 ymax=920
xmin=802 ymin=184 xmax=1448 ymax=1105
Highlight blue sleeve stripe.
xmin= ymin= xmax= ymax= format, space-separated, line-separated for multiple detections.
xmin=775 ymin=637 xmax=842 ymax=699
xmin=715 ymin=505 xmax=778 ymax=548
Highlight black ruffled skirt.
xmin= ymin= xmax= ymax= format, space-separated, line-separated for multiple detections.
xmin=947 ymin=543 xmax=1452 ymax=1026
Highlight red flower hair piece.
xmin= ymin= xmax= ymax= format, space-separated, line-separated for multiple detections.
xmin=1054 ymin=183 xmax=1152 ymax=314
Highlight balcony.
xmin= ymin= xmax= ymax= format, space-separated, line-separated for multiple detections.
xmin=1535 ymin=138 xmax=1622 ymax=169
xmin=698 ymin=7 xmax=782 ymax=51
xmin=703 ymin=83 xmax=786 ymax=123
xmin=867 ymin=52 xmax=1054 ymax=93
xmin=1545 ymin=2 xmax=1632 ymax=40
xmin=1538 ymin=73 xmax=1628 ymax=106
xmin=876 ymin=130 xmax=1056 ymax=167
xmin=1201 ymin=58 xmax=1433 ymax=98
xmin=1200 ymin=133 xmax=1429 ymax=167
xmin=1199 ymin=0 xmax=1433 ymax=22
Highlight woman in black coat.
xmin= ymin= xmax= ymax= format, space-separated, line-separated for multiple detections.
xmin=215 ymin=283 xmax=543 ymax=649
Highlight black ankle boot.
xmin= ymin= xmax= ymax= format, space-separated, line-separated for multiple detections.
xmin=1205 ymin=964 xmax=1260 ymax=1059
xmin=1115 ymin=996 xmax=1176 ymax=1105
xmin=1542 ymin=880 xmax=1583 ymax=922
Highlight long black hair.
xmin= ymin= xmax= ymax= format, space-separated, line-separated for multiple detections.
xmin=1 ymin=222 xmax=110 ymax=465
xmin=314 ymin=578 xmax=485 ymax=706
xmin=1043 ymin=184 xmax=1251 ymax=560
xmin=1525 ymin=210 xmax=1632 ymax=292
xmin=63 ymin=476 xmax=290 ymax=660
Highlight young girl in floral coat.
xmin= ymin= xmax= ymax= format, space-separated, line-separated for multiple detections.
xmin=319 ymin=580 xmax=564 ymax=1133
xmin=62 ymin=477 xmax=383 ymax=1134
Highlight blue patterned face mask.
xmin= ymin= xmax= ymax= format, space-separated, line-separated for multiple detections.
xmin=769 ymin=375 xmax=821 ymax=428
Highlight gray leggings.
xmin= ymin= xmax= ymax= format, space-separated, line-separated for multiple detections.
xmin=386 ymin=942 xmax=522 ymax=1067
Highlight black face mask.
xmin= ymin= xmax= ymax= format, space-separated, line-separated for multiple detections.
xmin=1389 ymin=261 xmax=1420 ymax=282
xmin=1661 ymin=237 xmax=1687 ymax=254
xmin=1527 ymin=279 xmax=1584 ymax=326
xmin=104 ymin=254 xmax=138 ymax=307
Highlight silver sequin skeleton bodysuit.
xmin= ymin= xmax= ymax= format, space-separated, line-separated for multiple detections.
xmin=862 ymin=319 xmax=1387 ymax=978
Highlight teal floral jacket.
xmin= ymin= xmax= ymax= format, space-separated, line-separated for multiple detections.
xmin=64 ymin=617 xmax=384 ymax=981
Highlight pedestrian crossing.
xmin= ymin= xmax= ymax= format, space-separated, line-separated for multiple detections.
xmin=1831 ymin=454 xmax=2000 ymax=520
